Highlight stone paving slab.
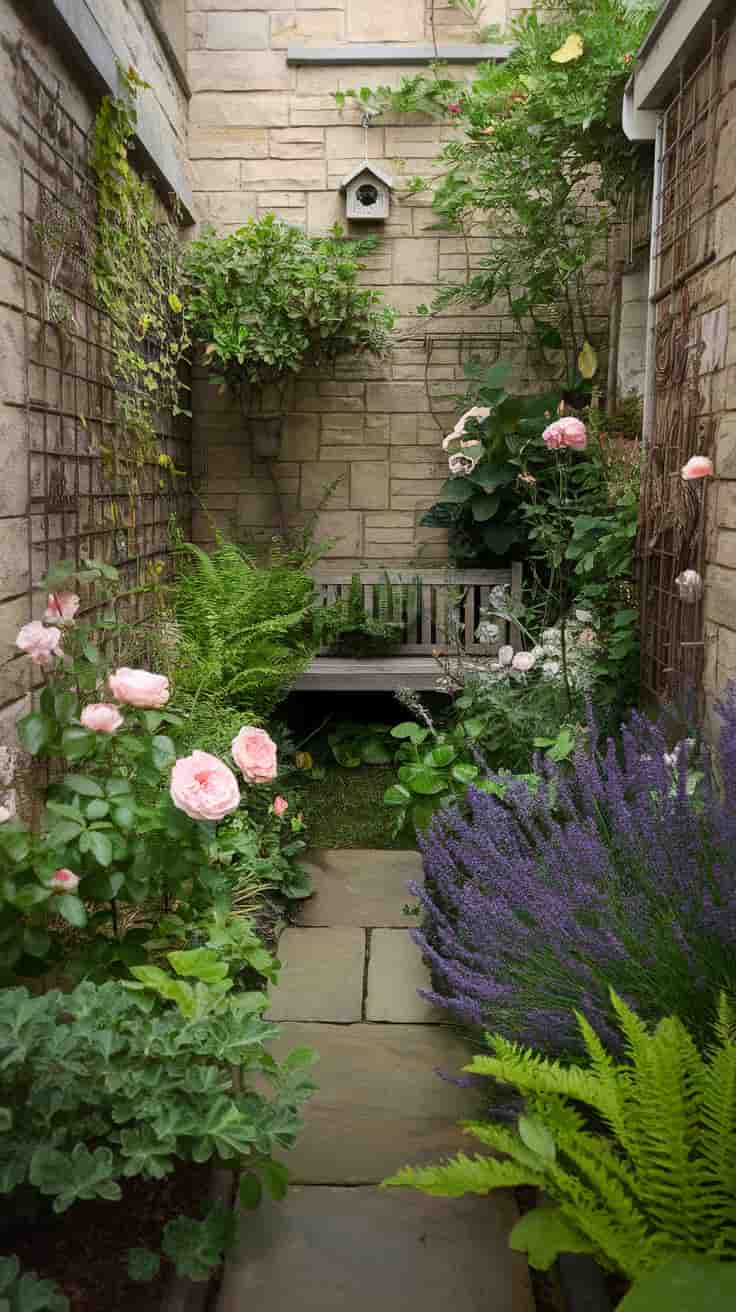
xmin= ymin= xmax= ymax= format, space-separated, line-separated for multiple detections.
xmin=366 ymin=929 xmax=444 ymax=1023
xmin=267 ymin=928 xmax=365 ymax=1023
xmin=298 ymin=849 xmax=423 ymax=927
xmin=218 ymin=1186 xmax=534 ymax=1312
xmin=266 ymin=1022 xmax=477 ymax=1182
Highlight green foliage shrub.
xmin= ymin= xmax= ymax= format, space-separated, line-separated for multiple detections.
xmin=172 ymin=540 xmax=318 ymax=717
xmin=385 ymin=992 xmax=736 ymax=1284
xmin=184 ymin=216 xmax=395 ymax=389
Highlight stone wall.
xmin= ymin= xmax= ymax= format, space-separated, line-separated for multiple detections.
xmin=697 ymin=18 xmax=736 ymax=721
xmin=0 ymin=0 xmax=189 ymax=745
xmin=187 ymin=0 xmax=546 ymax=567
xmin=617 ymin=267 xmax=648 ymax=400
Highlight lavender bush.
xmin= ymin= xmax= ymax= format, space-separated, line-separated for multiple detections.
xmin=412 ymin=683 xmax=736 ymax=1053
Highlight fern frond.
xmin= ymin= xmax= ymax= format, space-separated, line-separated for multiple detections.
xmin=470 ymin=1037 xmax=604 ymax=1112
xmin=382 ymin=1152 xmax=543 ymax=1197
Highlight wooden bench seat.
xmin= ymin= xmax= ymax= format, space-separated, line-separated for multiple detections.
xmin=294 ymin=565 xmax=522 ymax=692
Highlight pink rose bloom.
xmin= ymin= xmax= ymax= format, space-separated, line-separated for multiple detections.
xmin=447 ymin=103 xmax=461 ymax=115
xmin=80 ymin=703 xmax=124 ymax=734
xmin=44 ymin=592 xmax=80 ymax=624
xmin=273 ymin=795 xmax=288 ymax=817
xmin=681 ymin=455 xmax=713 ymax=480
xmin=51 ymin=868 xmax=80 ymax=893
xmin=232 ymin=726 xmax=278 ymax=783
xmin=543 ymin=417 xmax=588 ymax=450
xmin=512 ymin=650 xmax=536 ymax=673
xmin=170 ymin=750 xmax=240 ymax=822
xmin=15 ymin=621 xmax=63 ymax=667
xmin=108 ymin=668 xmax=170 ymax=708
xmin=448 ymin=451 xmax=479 ymax=476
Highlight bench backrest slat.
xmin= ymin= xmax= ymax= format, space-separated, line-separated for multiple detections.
xmin=311 ymin=565 xmax=522 ymax=655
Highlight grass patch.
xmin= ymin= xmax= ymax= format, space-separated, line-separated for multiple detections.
xmin=301 ymin=764 xmax=415 ymax=850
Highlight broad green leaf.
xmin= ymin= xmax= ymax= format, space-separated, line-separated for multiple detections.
xmin=436 ymin=477 xmax=477 ymax=504
xmin=618 ymin=1258 xmax=736 ymax=1312
xmin=16 ymin=713 xmax=51 ymax=756
xmin=152 ymin=735 xmax=177 ymax=771
xmin=239 ymin=1173 xmax=262 ymax=1210
xmin=472 ymin=464 xmax=516 ymax=492
xmin=509 ymin=1207 xmax=593 ymax=1270
xmin=471 ymin=492 xmax=500 ymax=522
xmin=426 ymin=745 xmax=456 ymax=768
xmin=361 ymin=738 xmax=392 ymax=765
xmin=55 ymin=893 xmax=87 ymax=929
xmin=451 ymin=762 xmax=479 ymax=784
xmin=384 ymin=784 xmax=412 ymax=806
xmin=390 ymin=723 xmax=428 ymax=743
xmin=60 ymin=727 xmax=94 ymax=761
xmin=127 ymin=1248 xmax=161 ymax=1283
xmin=168 ymin=948 xmax=229 ymax=984
xmin=106 ymin=777 xmax=134 ymax=797
xmin=64 ymin=774 xmax=104 ymax=798
xmin=406 ymin=769 xmax=446 ymax=797
xmin=261 ymin=1158 xmax=289 ymax=1201
xmin=85 ymin=799 xmax=109 ymax=820
xmin=87 ymin=831 xmax=112 ymax=867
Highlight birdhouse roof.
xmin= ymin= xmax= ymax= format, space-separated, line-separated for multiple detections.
xmin=340 ymin=161 xmax=393 ymax=192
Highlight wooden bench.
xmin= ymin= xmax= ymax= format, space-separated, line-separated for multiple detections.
xmin=295 ymin=565 xmax=522 ymax=691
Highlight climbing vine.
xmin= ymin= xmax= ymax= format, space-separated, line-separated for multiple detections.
xmin=90 ymin=66 xmax=190 ymax=531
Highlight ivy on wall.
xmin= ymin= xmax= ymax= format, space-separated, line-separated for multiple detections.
xmin=89 ymin=66 xmax=190 ymax=537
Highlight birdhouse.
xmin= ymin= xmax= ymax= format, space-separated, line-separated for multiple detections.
xmin=341 ymin=162 xmax=392 ymax=222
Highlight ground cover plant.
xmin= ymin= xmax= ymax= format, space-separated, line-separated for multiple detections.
xmin=410 ymin=683 xmax=736 ymax=1053
xmin=385 ymin=992 xmax=736 ymax=1295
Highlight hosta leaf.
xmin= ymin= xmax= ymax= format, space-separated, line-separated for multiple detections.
xmin=451 ymin=762 xmax=479 ymax=784
xmin=471 ymin=492 xmax=500 ymax=523
xmin=426 ymin=745 xmax=456 ymax=768
xmin=436 ymin=477 xmax=477 ymax=504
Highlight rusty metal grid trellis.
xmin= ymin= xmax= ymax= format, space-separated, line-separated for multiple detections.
xmin=14 ymin=46 xmax=191 ymax=631
xmin=638 ymin=22 xmax=728 ymax=709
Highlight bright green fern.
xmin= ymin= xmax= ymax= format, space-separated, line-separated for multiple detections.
xmin=172 ymin=540 xmax=317 ymax=718
xmin=384 ymin=991 xmax=736 ymax=1282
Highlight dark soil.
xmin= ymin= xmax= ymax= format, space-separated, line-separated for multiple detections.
xmin=2 ymin=1162 xmax=212 ymax=1311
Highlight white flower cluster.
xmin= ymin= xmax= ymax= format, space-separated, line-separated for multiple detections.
xmin=442 ymin=407 xmax=491 ymax=477
xmin=471 ymin=604 xmax=600 ymax=688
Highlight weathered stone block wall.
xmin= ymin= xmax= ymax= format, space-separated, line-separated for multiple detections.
xmin=617 ymin=267 xmax=648 ymax=399
xmin=698 ymin=19 xmax=736 ymax=720
xmin=187 ymin=0 xmax=546 ymax=567
xmin=0 ymin=0 xmax=189 ymax=743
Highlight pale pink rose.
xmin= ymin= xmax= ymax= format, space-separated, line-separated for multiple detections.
xmin=51 ymin=868 xmax=80 ymax=893
xmin=108 ymin=668 xmax=170 ymax=709
xmin=273 ymin=795 xmax=288 ymax=817
xmin=442 ymin=432 xmax=461 ymax=451
xmin=170 ymin=750 xmax=240 ymax=822
xmin=681 ymin=455 xmax=713 ymax=480
xmin=498 ymin=645 xmax=514 ymax=666
xmin=44 ymin=592 xmax=80 ymax=625
xmin=232 ymin=726 xmax=278 ymax=784
xmin=454 ymin=406 xmax=491 ymax=437
xmin=80 ymin=703 xmax=124 ymax=734
xmin=15 ymin=621 xmax=63 ymax=667
xmin=543 ymin=417 xmax=588 ymax=450
xmin=512 ymin=650 xmax=536 ymax=673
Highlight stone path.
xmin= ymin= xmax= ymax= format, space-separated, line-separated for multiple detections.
xmin=218 ymin=849 xmax=533 ymax=1311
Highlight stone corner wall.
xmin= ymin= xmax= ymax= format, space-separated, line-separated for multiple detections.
xmin=700 ymin=18 xmax=736 ymax=726
xmin=187 ymin=0 xmax=557 ymax=570
xmin=0 ymin=0 xmax=189 ymax=759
